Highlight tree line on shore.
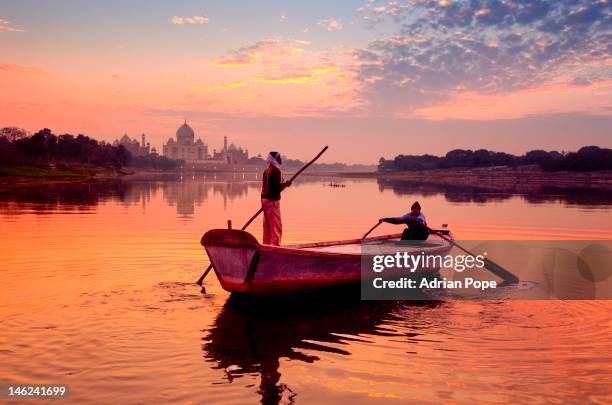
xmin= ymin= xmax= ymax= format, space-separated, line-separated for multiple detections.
xmin=0 ymin=127 xmax=181 ymax=171
xmin=378 ymin=147 xmax=612 ymax=172
xmin=1 ymin=127 xmax=373 ymax=172
xmin=3 ymin=127 xmax=609 ymax=173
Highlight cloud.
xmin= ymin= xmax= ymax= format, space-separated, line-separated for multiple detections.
xmin=252 ymin=75 xmax=320 ymax=85
xmin=0 ymin=63 xmax=44 ymax=75
xmin=194 ymin=38 xmax=360 ymax=115
xmin=0 ymin=18 xmax=25 ymax=32
xmin=317 ymin=18 xmax=343 ymax=31
xmin=171 ymin=15 xmax=209 ymax=25
xmin=386 ymin=2 xmax=408 ymax=17
xmin=352 ymin=0 xmax=612 ymax=114
xmin=192 ymin=69 xmax=336 ymax=92
xmin=191 ymin=81 xmax=246 ymax=92
xmin=356 ymin=2 xmax=407 ymax=25
xmin=569 ymin=76 xmax=592 ymax=87
xmin=213 ymin=37 xmax=310 ymax=67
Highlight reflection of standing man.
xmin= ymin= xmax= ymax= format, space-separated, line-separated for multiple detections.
xmin=261 ymin=152 xmax=291 ymax=245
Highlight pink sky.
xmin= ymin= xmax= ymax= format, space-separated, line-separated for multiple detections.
xmin=1 ymin=1 xmax=610 ymax=163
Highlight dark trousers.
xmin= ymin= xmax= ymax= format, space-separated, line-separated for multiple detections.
xmin=401 ymin=226 xmax=429 ymax=241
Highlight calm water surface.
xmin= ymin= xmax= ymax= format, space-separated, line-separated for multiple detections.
xmin=1 ymin=174 xmax=611 ymax=404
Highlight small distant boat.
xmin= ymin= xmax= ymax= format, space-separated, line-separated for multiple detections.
xmin=201 ymin=229 xmax=454 ymax=295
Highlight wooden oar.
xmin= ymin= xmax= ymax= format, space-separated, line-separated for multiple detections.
xmin=427 ymin=226 xmax=519 ymax=284
xmin=196 ymin=146 xmax=329 ymax=286
xmin=362 ymin=220 xmax=383 ymax=239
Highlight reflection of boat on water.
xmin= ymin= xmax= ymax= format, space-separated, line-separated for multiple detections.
xmin=203 ymin=294 xmax=442 ymax=404
xmin=201 ymin=229 xmax=453 ymax=295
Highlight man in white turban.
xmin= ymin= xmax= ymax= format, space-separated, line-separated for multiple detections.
xmin=260 ymin=152 xmax=292 ymax=245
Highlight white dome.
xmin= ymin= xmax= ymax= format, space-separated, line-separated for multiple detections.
xmin=176 ymin=121 xmax=195 ymax=143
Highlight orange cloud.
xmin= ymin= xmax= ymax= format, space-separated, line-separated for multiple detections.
xmin=191 ymin=81 xmax=246 ymax=92
xmin=252 ymin=75 xmax=319 ymax=85
xmin=195 ymin=39 xmax=361 ymax=115
xmin=212 ymin=38 xmax=309 ymax=67
xmin=311 ymin=66 xmax=337 ymax=75
xmin=0 ymin=64 xmax=45 ymax=75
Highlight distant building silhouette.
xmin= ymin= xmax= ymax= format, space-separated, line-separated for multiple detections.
xmin=113 ymin=133 xmax=150 ymax=156
xmin=211 ymin=136 xmax=249 ymax=164
xmin=162 ymin=121 xmax=248 ymax=164
xmin=162 ymin=121 xmax=208 ymax=162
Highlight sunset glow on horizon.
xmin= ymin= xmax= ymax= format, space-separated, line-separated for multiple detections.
xmin=1 ymin=0 xmax=611 ymax=163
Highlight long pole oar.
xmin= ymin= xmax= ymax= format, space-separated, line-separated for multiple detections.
xmin=240 ymin=146 xmax=329 ymax=231
xmin=362 ymin=220 xmax=383 ymax=239
xmin=196 ymin=146 xmax=329 ymax=286
xmin=427 ymin=226 xmax=519 ymax=284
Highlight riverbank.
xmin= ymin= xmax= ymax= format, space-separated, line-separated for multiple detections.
xmin=305 ymin=165 xmax=612 ymax=190
xmin=0 ymin=164 xmax=181 ymax=185
xmin=0 ymin=166 xmax=91 ymax=187
xmin=0 ymin=165 xmax=86 ymax=178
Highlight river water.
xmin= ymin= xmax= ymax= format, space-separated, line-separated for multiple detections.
xmin=1 ymin=174 xmax=610 ymax=404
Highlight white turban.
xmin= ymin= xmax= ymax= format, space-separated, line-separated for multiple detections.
xmin=266 ymin=152 xmax=281 ymax=168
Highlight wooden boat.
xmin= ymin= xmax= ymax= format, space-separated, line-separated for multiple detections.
xmin=201 ymin=229 xmax=454 ymax=295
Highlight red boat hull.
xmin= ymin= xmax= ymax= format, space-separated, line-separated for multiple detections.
xmin=201 ymin=229 xmax=453 ymax=295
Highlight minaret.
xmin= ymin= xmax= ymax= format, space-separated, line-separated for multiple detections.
xmin=141 ymin=133 xmax=145 ymax=148
xmin=223 ymin=136 xmax=228 ymax=162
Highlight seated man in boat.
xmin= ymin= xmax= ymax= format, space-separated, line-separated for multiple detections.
xmin=261 ymin=151 xmax=291 ymax=245
xmin=379 ymin=201 xmax=429 ymax=240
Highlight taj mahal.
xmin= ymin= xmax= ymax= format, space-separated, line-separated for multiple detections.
xmin=162 ymin=121 xmax=248 ymax=164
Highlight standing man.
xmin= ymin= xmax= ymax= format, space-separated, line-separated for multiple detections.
xmin=261 ymin=152 xmax=291 ymax=245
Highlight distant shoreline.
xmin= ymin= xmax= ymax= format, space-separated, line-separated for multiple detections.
xmin=3 ymin=164 xmax=612 ymax=191
xmin=0 ymin=165 xmax=136 ymax=185
xmin=303 ymin=165 xmax=612 ymax=190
